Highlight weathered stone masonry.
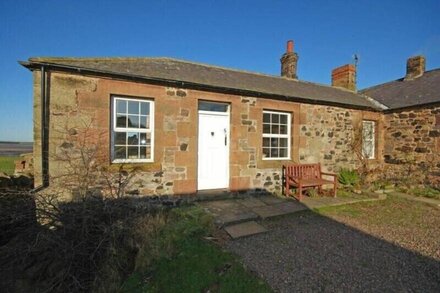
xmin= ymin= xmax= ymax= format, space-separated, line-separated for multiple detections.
xmin=33 ymin=70 xmax=384 ymax=198
xmin=384 ymin=106 xmax=440 ymax=185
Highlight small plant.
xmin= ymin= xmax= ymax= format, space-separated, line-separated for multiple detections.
xmin=338 ymin=168 xmax=360 ymax=187
xmin=306 ymin=188 xmax=319 ymax=198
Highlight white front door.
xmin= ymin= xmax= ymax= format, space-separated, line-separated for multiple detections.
xmin=197 ymin=110 xmax=229 ymax=190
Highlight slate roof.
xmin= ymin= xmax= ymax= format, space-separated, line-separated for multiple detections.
xmin=21 ymin=57 xmax=384 ymax=110
xmin=361 ymin=69 xmax=440 ymax=110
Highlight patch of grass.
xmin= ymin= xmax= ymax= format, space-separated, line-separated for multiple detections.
xmin=316 ymin=204 xmax=361 ymax=218
xmin=0 ymin=156 xmax=19 ymax=174
xmin=409 ymin=187 xmax=440 ymax=200
xmin=124 ymin=238 xmax=271 ymax=293
xmin=122 ymin=206 xmax=271 ymax=293
xmin=316 ymin=195 xmax=428 ymax=227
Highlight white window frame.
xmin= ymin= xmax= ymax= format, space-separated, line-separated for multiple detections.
xmin=362 ymin=120 xmax=376 ymax=160
xmin=111 ymin=96 xmax=155 ymax=163
xmin=262 ymin=110 xmax=291 ymax=160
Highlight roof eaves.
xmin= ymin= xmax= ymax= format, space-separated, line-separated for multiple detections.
xmin=20 ymin=59 xmax=382 ymax=111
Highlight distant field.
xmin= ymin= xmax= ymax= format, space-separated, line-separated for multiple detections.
xmin=0 ymin=141 xmax=32 ymax=156
xmin=0 ymin=156 xmax=19 ymax=174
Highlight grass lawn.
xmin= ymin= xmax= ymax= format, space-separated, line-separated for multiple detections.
xmin=122 ymin=207 xmax=271 ymax=293
xmin=0 ymin=156 xmax=19 ymax=174
xmin=316 ymin=194 xmax=440 ymax=260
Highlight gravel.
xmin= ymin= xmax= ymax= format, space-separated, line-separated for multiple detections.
xmin=226 ymin=212 xmax=440 ymax=292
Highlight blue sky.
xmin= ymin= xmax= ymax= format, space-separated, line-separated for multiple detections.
xmin=1 ymin=0 xmax=439 ymax=142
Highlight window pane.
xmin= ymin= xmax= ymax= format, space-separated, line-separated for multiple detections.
xmin=146 ymin=146 xmax=151 ymax=158
xmin=280 ymin=114 xmax=287 ymax=124
xmin=280 ymin=138 xmax=287 ymax=147
xmin=114 ymin=146 xmax=126 ymax=159
xmin=199 ymin=101 xmax=228 ymax=112
xmin=270 ymin=138 xmax=278 ymax=147
xmin=279 ymin=148 xmax=288 ymax=158
xmin=140 ymin=116 xmax=147 ymax=128
xmin=262 ymin=148 xmax=270 ymax=158
xmin=271 ymin=124 xmax=279 ymax=134
xmin=127 ymin=146 xmax=139 ymax=159
xmin=140 ymin=102 xmax=150 ymax=115
xmin=272 ymin=114 xmax=279 ymax=123
xmin=127 ymin=132 xmax=139 ymax=145
xmin=263 ymin=113 xmax=270 ymax=123
xmin=140 ymin=146 xmax=147 ymax=159
xmin=128 ymin=115 xmax=139 ymax=128
xmin=280 ymin=125 xmax=287 ymax=135
xmin=271 ymin=148 xmax=279 ymax=158
xmin=140 ymin=133 xmax=147 ymax=145
xmin=116 ymin=115 xmax=126 ymax=128
xmin=128 ymin=101 xmax=139 ymax=114
xmin=116 ymin=100 xmax=126 ymax=113
xmin=263 ymin=137 xmax=270 ymax=147
xmin=146 ymin=133 xmax=151 ymax=145
xmin=263 ymin=124 xmax=270 ymax=134
xmin=115 ymin=132 xmax=126 ymax=145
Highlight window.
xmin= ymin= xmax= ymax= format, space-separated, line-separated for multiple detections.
xmin=362 ymin=120 xmax=376 ymax=159
xmin=262 ymin=111 xmax=291 ymax=160
xmin=112 ymin=97 xmax=154 ymax=163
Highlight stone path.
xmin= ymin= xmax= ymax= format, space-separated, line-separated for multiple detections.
xmin=198 ymin=194 xmax=384 ymax=239
xmin=198 ymin=196 xmax=304 ymax=238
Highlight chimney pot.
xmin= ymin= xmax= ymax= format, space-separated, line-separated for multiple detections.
xmin=331 ymin=64 xmax=356 ymax=91
xmin=287 ymin=40 xmax=294 ymax=53
xmin=405 ymin=55 xmax=425 ymax=80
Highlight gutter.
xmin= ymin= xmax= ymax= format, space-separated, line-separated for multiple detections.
xmin=383 ymin=101 xmax=440 ymax=113
xmin=41 ymin=65 xmax=49 ymax=188
xmin=20 ymin=61 xmax=383 ymax=112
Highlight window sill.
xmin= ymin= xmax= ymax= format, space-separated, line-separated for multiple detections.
xmin=262 ymin=157 xmax=291 ymax=161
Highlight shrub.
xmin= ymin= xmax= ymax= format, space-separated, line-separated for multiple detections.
xmin=338 ymin=168 xmax=360 ymax=187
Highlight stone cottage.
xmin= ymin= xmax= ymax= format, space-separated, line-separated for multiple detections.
xmin=362 ymin=56 xmax=440 ymax=186
xmin=20 ymin=41 xmax=438 ymax=198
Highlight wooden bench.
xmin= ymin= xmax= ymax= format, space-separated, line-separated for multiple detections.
xmin=283 ymin=163 xmax=337 ymax=201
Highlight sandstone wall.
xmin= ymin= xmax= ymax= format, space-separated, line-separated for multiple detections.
xmin=384 ymin=106 xmax=440 ymax=185
xmin=33 ymin=70 xmax=383 ymax=198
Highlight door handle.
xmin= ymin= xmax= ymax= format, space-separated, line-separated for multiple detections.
xmin=224 ymin=128 xmax=227 ymax=146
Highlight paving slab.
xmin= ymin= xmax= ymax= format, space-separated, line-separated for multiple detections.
xmin=216 ymin=211 xmax=259 ymax=226
xmin=250 ymin=205 xmax=290 ymax=219
xmin=224 ymin=221 xmax=268 ymax=239
xmin=259 ymin=196 xmax=288 ymax=205
xmin=272 ymin=202 xmax=308 ymax=214
xmin=237 ymin=197 xmax=267 ymax=208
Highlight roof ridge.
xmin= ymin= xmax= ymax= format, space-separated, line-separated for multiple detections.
xmin=361 ymin=67 xmax=440 ymax=92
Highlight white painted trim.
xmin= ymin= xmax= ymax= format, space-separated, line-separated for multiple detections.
xmin=197 ymin=107 xmax=230 ymax=190
xmin=262 ymin=110 xmax=291 ymax=160
xmin=111 ymin=96 xmax=155 ymax=163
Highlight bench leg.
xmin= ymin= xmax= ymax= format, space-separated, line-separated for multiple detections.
xmin=298 ymin=184 xmax=302 ymax=201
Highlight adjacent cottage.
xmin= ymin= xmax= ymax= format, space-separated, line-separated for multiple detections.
xmin=20 ymin=41 xmax=439 ymax=198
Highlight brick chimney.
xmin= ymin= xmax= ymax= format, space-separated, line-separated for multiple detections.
xmin=331 ymin=64 xmax=356 ymax=91
xmin=404 ymin=55 xmax=425 ymax=80
xmin=280 ymin=40 xmax=298 ymax=79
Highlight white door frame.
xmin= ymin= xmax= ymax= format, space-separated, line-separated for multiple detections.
xmin=197 ymin=108 xmax=230 ymax=190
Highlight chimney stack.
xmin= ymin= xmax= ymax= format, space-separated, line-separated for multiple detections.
xmin=331 ymin=64 xmax=356 ymax=91
xmin=404 ymin=55 xmax=425 ymax=80
xmin=280 ymin=40 xmax=299 ymax=79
